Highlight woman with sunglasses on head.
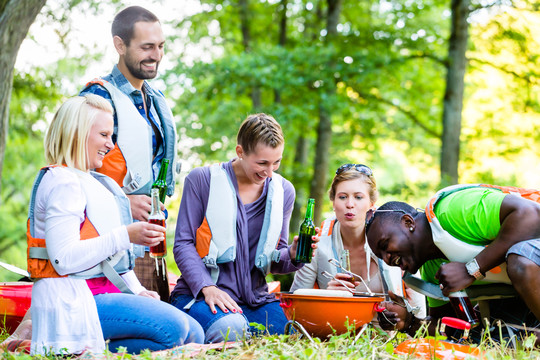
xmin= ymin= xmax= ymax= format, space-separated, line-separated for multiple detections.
xmin=290 ymin=164 xmax=425 ymax=325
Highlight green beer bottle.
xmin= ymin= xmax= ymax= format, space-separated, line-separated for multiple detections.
xmin=152 ymin=159 xmax=169 ymax=203
xmin=295 ymin=198 xmax=316 ymax=263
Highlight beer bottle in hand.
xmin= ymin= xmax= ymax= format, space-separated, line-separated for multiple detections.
xmin=295 ymin=198 xmax=316 ymax=263
xmin=448 ymin=290 xmax=479 ymax=327
xmin=148 ymin=188 xmax=166 ymax=259
xmin=152 ymin=159 xmax=169 ymax=203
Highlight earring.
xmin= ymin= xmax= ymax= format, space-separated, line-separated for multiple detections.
xmin=409 ymin=227 xmax=414 ymax=232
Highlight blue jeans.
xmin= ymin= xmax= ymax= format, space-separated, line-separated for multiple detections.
xmin=170 ymin=294 xmax=288 ymax=343
xmin=94 ymin=293 xmax=204 ymax=353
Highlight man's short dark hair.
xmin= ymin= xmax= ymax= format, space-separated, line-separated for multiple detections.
xmin=112 ymin=6 xmax=159 ymax=46
xmin=366 ymin=201 xmax=419 ymax=233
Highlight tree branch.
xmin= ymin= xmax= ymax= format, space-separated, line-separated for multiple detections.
xmin=469 ymin=57 xmax=539 ymax=85
xmin=351 ymin=87 xmax=441 ymax=138
xmin=404 ymin=53 xmax=448 ymax=68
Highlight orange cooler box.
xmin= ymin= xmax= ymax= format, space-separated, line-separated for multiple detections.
xmin=0 ymin=282 xmax=32 ymax=334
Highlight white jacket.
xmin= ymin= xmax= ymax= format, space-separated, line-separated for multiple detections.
xmin=30 ymin=167 xmax=144 ymax=355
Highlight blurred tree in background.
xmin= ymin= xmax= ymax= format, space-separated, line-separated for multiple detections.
xmin=0 ymin=0 xmax=47 ymax=195
xmin=0 ymin=0 xmax=538 ymax=281
xmin=0 ymin=0 xmax=126 ymax=280
xmin=164 ymin=0 xmax=539 ymax=227
xmin=0 ymin=70 xmax=62 ymax=273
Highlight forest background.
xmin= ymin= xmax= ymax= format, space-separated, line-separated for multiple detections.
xmin=0 ymin=0 xmax=539 ymax=285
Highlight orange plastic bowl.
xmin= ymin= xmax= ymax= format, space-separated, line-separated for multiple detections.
xmin=278 ymin=291 xmax=383 ymax=338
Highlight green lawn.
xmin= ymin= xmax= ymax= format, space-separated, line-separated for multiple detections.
xmin=2 ymin=323 xmax=539 ymax=359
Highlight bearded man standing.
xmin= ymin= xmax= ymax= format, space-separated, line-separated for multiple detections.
xmin=80 ymin=6 xmax=179 ymax=301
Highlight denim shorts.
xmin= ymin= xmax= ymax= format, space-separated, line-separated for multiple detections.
xmin=507 ymin=239 xmax=540 ymax=266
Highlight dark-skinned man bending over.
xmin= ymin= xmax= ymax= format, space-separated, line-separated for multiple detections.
xmin=365 ymin=184 xmax=540 ymax=345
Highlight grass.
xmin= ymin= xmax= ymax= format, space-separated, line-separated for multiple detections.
xmin=2 ymin=321 xmax=540 ymax=360
xmin=184 ymin=326 xmax=540 ymax=360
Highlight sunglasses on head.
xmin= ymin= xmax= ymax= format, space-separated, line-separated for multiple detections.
xmin=365 ymin=209 xmax=408 ymax=228
xmin=335 ymin=163 xmax=373 ymax=176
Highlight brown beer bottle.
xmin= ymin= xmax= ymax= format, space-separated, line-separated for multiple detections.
xmin=148 ymin=188 xmax=166 ymax=258
xmin=295 ymin=198 xmax=316 ymax=263
xmin=448 ymin=290 xmax=479 ymax=327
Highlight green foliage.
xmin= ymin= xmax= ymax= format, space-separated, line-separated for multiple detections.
xmin=164 ymin=0 xmax=454 ymax=209
xmin=162 ymin=0 xmax=540 ymax=214
xmin=0 ymin=0 xmax=116 ymax=271
xmin=0 ymin=69 xmax=64 ymax=270
xmin=249 ymin=321 xmax=266 ymax=334
xmin=461 ymin=4 xmax=540 ymax=188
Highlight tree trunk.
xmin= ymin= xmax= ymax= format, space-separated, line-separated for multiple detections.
xmin=326 ymin=0 xmax=341 ymax=36
xmin=290 ymin=135 xmax=308 ymax=233
xmin=278 ymin=0 xmax=287 ymax=47
xmin=309 ymin=0 xmax=342 ymax=225
xmin=274 ymin=0 xmax=287 ymax=104
xmin=238 ymin=0 xmax=251 ymax=51
xmin=310 ymin=106 xmax=333 ymax=225
xmin=0 ymin=0 xmax=47 ymax=194
xmin=238 ymin=0 xmax=262 ymax=109
xmin=440 ymin=0 xmax=469 ymax=186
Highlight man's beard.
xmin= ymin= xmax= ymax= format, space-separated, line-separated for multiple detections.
xmin=125 ymin=53 xmax=159 ymax=80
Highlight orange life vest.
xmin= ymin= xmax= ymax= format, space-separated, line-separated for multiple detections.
xmin=26 ymin=166 xmax=136 ymax=287
xmin=82 ymin=79 xmax=178 ymax=196
xmin=27 ymin=215 xmax=100 ymax=278
xmin=195 ymin=164 xmax=284 ymax=281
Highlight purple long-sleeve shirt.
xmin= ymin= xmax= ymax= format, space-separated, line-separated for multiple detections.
xmin=171 ymin=160 xmax=302 ymax=306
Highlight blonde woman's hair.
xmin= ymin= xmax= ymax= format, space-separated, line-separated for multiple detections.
xmin=237 ymin=113 xmax=284 ymax=154
xmin=328 ymin=167 xmax=379 ymax=203
xmin=45 ymin=95 xmax=113 ymax=172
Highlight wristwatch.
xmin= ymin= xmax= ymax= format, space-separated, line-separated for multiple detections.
xmin=465 ymin=258 xmax=484 ymax=280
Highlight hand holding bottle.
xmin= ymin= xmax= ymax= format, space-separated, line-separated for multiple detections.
xmin=127 ymin=194 xmax=166 ymax=222
xmin=290 ymin=232 xmax=320 ymax=262
xmin=435 ymin=261 xmax=475 ymax=296
xmin=327 ymin=272 xmax=360 ymax=291
xmin=126 ymin=194 xmax=153 ymax=221
xmin=294 ymin=198 xmax=317 ymax=263
xmin=126 ymin=221 xmax=165 ymax=247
